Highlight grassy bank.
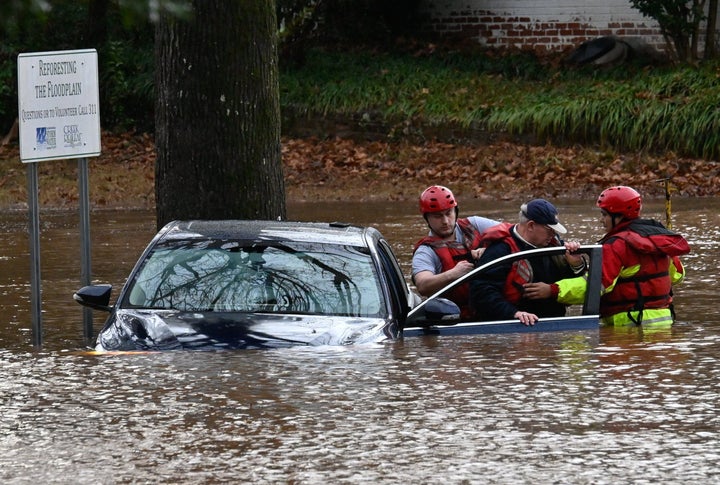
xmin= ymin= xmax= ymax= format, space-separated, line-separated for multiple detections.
xmin=281 ymin=47 xmax=720 ymax=160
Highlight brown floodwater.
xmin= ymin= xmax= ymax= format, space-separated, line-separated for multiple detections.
xmin=0 ymin=197 xmax=718 ymax=483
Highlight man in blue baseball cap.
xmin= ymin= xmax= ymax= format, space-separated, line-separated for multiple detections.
xmin=522 ymin=198 xmax=567 ymax=235
xmin=469 ymin=198 xmax=587 ymax=325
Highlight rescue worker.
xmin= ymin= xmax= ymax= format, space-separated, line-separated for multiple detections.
xmin=524 ymin=186 xmax=690 ymax=326
xmin=469 ymin=199 xmax=586 ymax=325
xmin=411 ymin=185 xmax=499 ymax=318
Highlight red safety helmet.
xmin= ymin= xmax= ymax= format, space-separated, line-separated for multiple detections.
xmin=419 ymin=185 xmax=457 ymax=213
xmin=596 ymin=186 xmax=642 ymax=219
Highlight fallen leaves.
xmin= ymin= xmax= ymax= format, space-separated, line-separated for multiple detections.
xmin=282 ymin=136 xmax=720 ymax=202
xmin=1 ymin=130 xmax=718 ymax=208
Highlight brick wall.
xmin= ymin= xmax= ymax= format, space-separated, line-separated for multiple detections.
xmin=418 ymin=0 xmax=667 ymax=53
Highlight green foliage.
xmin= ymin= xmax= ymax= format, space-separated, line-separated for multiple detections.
xmin=99 ymin=38 xmax=154 ymax=131
xmin=0 ymin=0 xmax=156 ymax=132
xmin=0 ymin=45 xmax=18 ymax=132
xmin=276 ymin=0 xmax=424 ymax=67
xmin=0 ymin=0 xmax=88 ymax=131
xmin=277 ymin=0 xmax=321 ymax=37
xmin=281 ymin=48 xmax=546 ymax=123
xmin=282 ymin=48 xmax=720 ymax=159
xmin=487 ymin=63 xmax=720 ymax=159
xmin=3 ymin=2 xmax=720 ymax=161
xmin=0 ymin=0 xmax=51 ymax=38
xmin=629 ymin=0 xmax=707 ymax=61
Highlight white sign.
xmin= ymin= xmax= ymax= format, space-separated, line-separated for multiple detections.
xmin=17 ymin=49 xmax=101 ymax=162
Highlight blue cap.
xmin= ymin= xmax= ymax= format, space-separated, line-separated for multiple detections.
xmin=522 ymin=199 xmax=567 ymax=234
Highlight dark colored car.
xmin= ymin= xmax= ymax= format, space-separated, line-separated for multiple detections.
xmin=74 ymin=220 xmax=603 ymax=351
xmin=75 ymin=220 xmax=418 ymax=350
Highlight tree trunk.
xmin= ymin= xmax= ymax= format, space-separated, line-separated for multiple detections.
xmin=690 ymin=0 xmax=708 ymax=60
xmin=706 ymin=0 xmax=718 ymax=58
xmin=155 ymin=0 xmax=285 ymax=229
xmin=85 ymin=0 xmax=109 ymax=47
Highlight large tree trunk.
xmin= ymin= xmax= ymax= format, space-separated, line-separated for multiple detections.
xmin=85 ymin=0 xmax=109 ymax=47
xmin=155 ymin=0 xmax=285 ymax=229
xmin=706 ymin=0 xmax=718 ymax=58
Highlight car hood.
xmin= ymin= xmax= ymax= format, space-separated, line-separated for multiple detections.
xmin=96 ymin=309 xmax=398 ymax=351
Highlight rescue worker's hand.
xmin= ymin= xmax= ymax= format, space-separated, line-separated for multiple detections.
xmin=514 ymin=310 xmax=538 ymax=326
xmin=451 ymin=260 xmax=475 ymax=277
xmin=563 ymin=241 xmax=585 ymax=268
xmin=470 ymin=247 xmax=485 ymax=261
xmin=523 ymin=282 xmax=552 ymax=299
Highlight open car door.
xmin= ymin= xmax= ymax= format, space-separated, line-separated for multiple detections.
xmin=403 ymin=244 xmax=603 ymax=336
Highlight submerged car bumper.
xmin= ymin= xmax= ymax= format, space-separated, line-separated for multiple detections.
xmin=96 ymin=309 xmax=399 ymax=351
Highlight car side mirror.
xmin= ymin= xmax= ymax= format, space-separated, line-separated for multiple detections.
xmin=73 ymin=284 xmax=113 ymax=312
xmin=406 ymin=297 xmax=460 ymax=327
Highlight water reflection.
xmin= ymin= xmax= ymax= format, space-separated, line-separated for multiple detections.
xmin=0 ymin=198 xmax=718 ymax=483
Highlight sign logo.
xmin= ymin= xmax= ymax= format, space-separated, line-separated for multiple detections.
xmin=36 ymin=126 xmax=56 ymax=151
xmin=63 ymin=124 xmax=82 ymax=148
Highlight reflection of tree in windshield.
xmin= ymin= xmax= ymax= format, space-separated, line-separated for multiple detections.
xmin=125 ymin=240 xmax=384 ymax=317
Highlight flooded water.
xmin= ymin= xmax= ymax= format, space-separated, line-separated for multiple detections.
xmin=1 ymin=197 xmax=719 ymax=483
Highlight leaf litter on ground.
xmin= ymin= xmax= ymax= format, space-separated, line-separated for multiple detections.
xmin=0 ymin=131 xmax=717 ymax=209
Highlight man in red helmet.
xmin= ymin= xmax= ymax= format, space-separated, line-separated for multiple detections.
xmin=525 ymin=186 xmax=690 ymax=326
xmin=412 ymin=185 xmax=499 ymax=318
xmin=469 ymin=198 xmax=587 ymax=325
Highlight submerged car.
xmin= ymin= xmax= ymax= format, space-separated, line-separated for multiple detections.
xmin=74 ymin=220 xmax=603 ymax=351
xmin=75 ymin=220 xmax=417 ymax=350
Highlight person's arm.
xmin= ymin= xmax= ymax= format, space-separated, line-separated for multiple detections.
xmin=554 ymin=240 xmax=588 ymax=277
xmin=469 ymin=242 xmax=519 ymax=320
xmin=670 ymin=255 xmax=685 ymax=285
xmin=564 ymin=240 xmax=589 ymax=274
xmin=526 ymin=242 xmax=631 ymax=304
xmin=600 ymin=242 xmax=626 ymax=294
xmin=555 ymin=276 xmax=588 ymax=304
xmin=413 ymin=263 xmax=474 ymax=297
xmin=468 ymin=216 xmax=500 ymax=234
xmin=523 ymin=275 xmax=588 ymax=305
xmin=411 ymin=245 xmax=475 ymax=297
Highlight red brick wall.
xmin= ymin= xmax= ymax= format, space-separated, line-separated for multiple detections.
xmin=419 ymin=1 xmax=667 ymax=53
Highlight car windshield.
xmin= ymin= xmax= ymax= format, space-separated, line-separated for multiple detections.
xmin=122 ymin=239 xmax=385 ymax=317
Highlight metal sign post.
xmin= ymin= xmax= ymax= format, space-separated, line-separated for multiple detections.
xmin=27 ymin=162 xmax=42 ymax=347
xmin=17 ymin=49 xmax=101 ymax=347
xmin=78 ymin=157 xmax=93 ymax=342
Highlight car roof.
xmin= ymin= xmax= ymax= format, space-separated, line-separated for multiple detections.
xmin=158 ymin=220 xmax=381 ymax=247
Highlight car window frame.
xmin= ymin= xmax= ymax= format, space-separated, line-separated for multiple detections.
xmin=374 ymin=238 xmax=411 ymax=324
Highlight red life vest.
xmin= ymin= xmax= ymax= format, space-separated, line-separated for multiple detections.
xmin=600 ymin=219 xmax=690 ymax=319
xmin=413 ymin=218 xmax=484 ymax=316
xmin=477 ymin=222 xmax=529 ymax=304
